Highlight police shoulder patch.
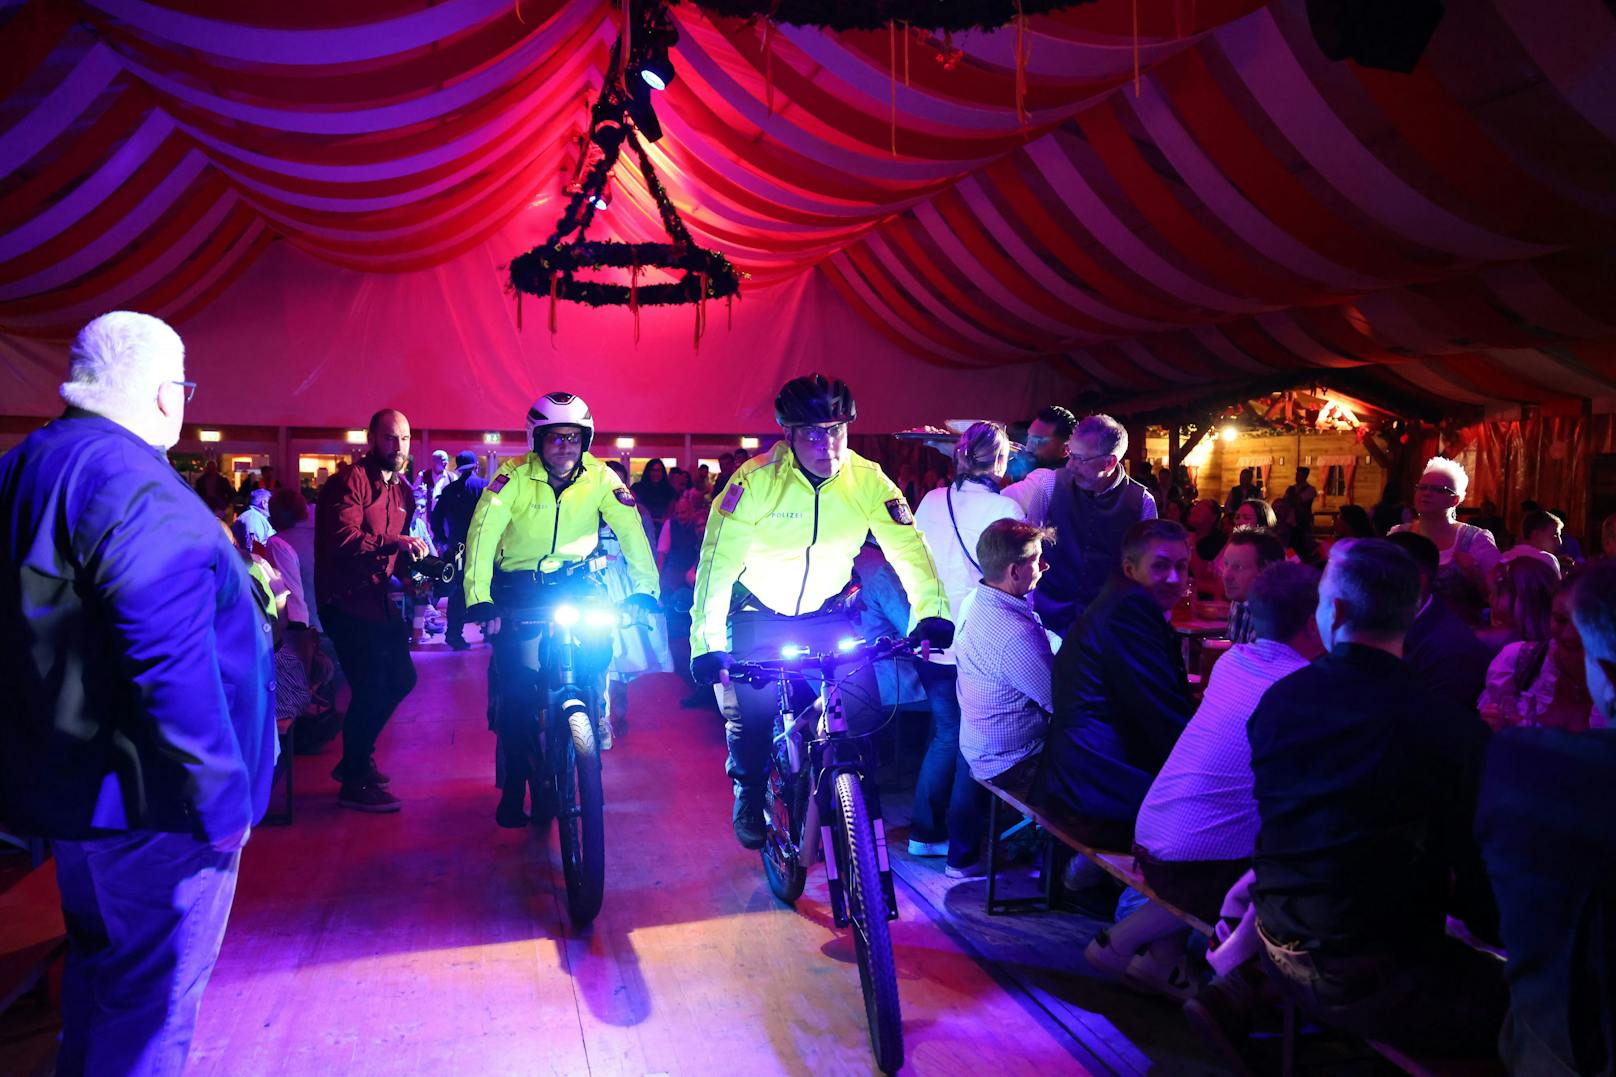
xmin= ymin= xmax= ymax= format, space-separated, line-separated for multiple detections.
xmin=885 ymin=497 xmax=914 ymax=525
xmin=720 ymin=482 xmax=744 ymax=514
xmin=489 ymin=474 xmax=510 ymax=493
xmin=614 ymin=487 xmax=636 ymax=507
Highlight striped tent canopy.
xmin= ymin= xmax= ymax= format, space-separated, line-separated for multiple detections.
xmin=2 ymin=0 xmax=1614 ymax=425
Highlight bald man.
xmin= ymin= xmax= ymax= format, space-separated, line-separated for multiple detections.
xmin=315 ymin=408 xmax=429 ymax=812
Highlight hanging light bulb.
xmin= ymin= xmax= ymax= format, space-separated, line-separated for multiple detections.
xmin=591 ymin=176 xmax=612 ymax=212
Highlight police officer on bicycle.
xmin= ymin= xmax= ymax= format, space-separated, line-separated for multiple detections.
xmin=463 ymin=392 xmax=660 ymax=828
xmin=689 ymin=374 xmax=954 ymax=849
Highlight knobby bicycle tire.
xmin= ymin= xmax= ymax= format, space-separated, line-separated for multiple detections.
xmin=761 ymin=747 xmax=808 ymax=904
xmin=835 ymin=771 xmax=904 ymax=1073
xmin=553 ymin=694 xmax=605 ymax=925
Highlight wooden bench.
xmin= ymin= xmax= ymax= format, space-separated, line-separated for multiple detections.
xmin=979 ymin=770 xmax=1215 ymax=937
xmin=0 ymin=858 xmax=67 ymax=1016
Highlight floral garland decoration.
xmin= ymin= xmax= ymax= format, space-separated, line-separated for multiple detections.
xmin=690 ymin=1 xmax=1089 ymax=32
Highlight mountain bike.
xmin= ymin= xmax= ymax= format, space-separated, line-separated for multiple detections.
xmin=494 ymin=552 xmax=640 ymax=926
xmin=724 ymin=635 xmax=928 ymax=1075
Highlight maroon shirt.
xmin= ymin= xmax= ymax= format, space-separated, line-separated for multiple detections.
xmin=314 ymin=456 xmax=415 ymax=621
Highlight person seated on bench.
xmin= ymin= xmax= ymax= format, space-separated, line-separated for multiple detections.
xmin=1221 ymin=527 xmax=1287 ymax=644
xmin=956 ymin=518 xmax=1058 ymax=875
xmin=1033 ymin=518 xmax=1195 ymax=851
xmin=1475 ymin=562 xmax=1616 ymax=1075
xmin=1090 ymin=562 xmax=1324 ymax=998
xmin=1386 ymin=530 xmax=1493 ymax=710
xmin=1247 ymin=538 xmax=1505 ymax=1058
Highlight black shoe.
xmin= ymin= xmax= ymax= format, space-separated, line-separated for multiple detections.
xmin=1182 ymin=973 xmax=1259 ymax=1077
xmin=495 ymin=790 xmax=528 ymax=828
xmin=332 ymin=758 xmax=391 ymax=787
xmin=733 ymin=791 xmax=766 ymax=850
xmin=338 ymin=782 xmax=401 ymax=813
xmin=448 ymin=637 xmax=471 ymax=651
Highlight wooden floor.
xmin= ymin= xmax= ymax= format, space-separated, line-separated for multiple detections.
xmin=4 ymin=642 xmax=1250 ymax=1076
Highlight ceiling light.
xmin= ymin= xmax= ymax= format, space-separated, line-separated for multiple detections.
xmin=740 ymin=436 xmax=759 ymax=449
xmin=615 ymin=437 xmax=635 ymax=449
xmin=198 ymin=429 xmax=221 ymax=443
xmin=345 ymin=430 xmax=366 ymax=444
xmin=626 ymin=81 xmax=663 ymax=143
xmin=639 ymin=53 xmax=675 ymax=91
xmin=1221 ymin=425 xmax=1238 ymax=442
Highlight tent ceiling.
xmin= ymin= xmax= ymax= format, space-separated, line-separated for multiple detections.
xmin=2 ymin=0 xmax=1614 ymax=415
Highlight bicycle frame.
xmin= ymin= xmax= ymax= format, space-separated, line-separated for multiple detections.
xmin=739 ymin=639 xmax=923 ymax=926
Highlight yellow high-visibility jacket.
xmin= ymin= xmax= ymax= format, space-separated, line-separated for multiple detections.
xmin=690 ymin=442 xmax=950 ymax=657
xmin=462 ymin=452 xmax=659 ymax=608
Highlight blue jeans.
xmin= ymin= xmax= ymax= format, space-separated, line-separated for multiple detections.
xmin=53 ymin=831 xmax=241 ymax=1077
xmin=909 ymin=663 xmax=987 ymax=867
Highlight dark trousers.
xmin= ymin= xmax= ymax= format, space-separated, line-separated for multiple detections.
xmin=1259 ymin=925 xmax=1509 ymax=1058
xmin=446 ymin=583 xmax=468 ymax=644
xmin=1134 ymin=848 xmax=1250 ymax=926
xmin=53 ymin=831 xmax=240 ymax=1077
xmin=488 ymin=588 xmax=612 ymax=795
xmin=909 ymin=662 xmax=987 ymax=868
xmin=319 ymin=604 xmax=417 ymax=781
xmin=717 ymin=607 xmax=880 ymax=794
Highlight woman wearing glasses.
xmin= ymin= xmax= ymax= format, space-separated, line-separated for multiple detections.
xmin=1391 ymin=456 xmax=1500 ymax=624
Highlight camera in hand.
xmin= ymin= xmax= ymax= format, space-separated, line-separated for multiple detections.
xmin=407 ymin=542 xmax=463 ymax=585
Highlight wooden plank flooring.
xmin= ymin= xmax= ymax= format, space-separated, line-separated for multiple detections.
xmin=183 ymin=648 xmax=1107 ymax=1076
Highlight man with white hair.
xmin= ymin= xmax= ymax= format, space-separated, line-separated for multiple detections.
xmin=1475 ymin=562 xmax=1616 ymax=1074
xmin=1003 ymin=412 xmax=1157 ymax=635
xmin=0 ymin=311 xmax=276 ymax=1076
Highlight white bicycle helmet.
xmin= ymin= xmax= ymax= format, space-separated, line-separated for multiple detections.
xmin=525 ymin=391 xmax=595 ymax=453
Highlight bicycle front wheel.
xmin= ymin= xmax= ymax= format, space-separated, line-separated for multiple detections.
xmin=553 ymin=694 xmax=605 ymax=925
xmin=834 ymin=771 xmax=904 ymax=1074
xmin=761 ymin=748 xmax=808 ymax=904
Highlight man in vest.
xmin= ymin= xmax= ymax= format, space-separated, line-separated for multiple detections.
xmin=1003 ymin=413 xmax=1157 ymax=636
xmin=689 ymin=374 xmax=954 ymax=850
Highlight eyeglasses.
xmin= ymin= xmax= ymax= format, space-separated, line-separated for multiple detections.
xmin=169 ymin=380 xmax=197 ymax=403
xmin=791 ymin=423 xmax=848 ymax=447
xmin=1414 ymin=482 xmax=1456 ymax=497
xmin=542 ymin=430 xmax=583 ymax=446
xmin=1070 ymin=450 xmax=1113 ymax=466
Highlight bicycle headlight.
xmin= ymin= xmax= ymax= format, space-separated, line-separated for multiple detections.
xmin=584 ymin=608 xmax=617 ymax=629
xmin=553 ymin=604 xmax=580 ymax=626
xmin=837 ymin=636 xmax=863 ymax=652
xmin=780 ymin=644 xmax=808 ymax=659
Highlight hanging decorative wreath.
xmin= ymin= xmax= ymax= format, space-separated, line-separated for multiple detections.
xmin=508 ymin=126 xmax=740 ymax=311
xmin=689 ymin=1 xmax=1091 ymax=32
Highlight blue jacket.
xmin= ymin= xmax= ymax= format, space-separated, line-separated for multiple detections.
xmin=0 ymin=410 xmax=275 ymax=841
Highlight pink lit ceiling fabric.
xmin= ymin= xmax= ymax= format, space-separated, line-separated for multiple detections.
xmin=1 ymin=0 xmax=1614 ymax=424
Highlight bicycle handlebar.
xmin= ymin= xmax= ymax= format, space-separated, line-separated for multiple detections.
xmin=720 ymin=636 xmax=929 ymax=688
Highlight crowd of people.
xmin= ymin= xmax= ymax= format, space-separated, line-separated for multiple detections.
xmin=2 ymin=312 xmax=1612 ymax=1075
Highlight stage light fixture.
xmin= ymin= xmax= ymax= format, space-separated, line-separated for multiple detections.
xmin=639 ymin=53 xmax=675 ymax=91
xmin=590 ymin=115 xmax=625 ymax=153
xmin=626 ymin=80 xmax=663 ymax=143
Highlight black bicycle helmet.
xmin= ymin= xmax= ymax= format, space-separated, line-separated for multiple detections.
xmin=774 ymin=374 xmax=856 ymax=426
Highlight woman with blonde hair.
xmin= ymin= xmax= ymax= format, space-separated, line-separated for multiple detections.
xmin=910 ymin=421 xmax=1026 ymax=875
xmin=1391 ymin=456 xmax=1500 ymax=623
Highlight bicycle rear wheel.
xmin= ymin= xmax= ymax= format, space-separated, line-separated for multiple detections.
xmin=834 ymin=771 xmax=904 ymax=1074
xmin=761 ymin=748 xmax=808 ymax=904
xmin=553 ymin=694 xmax=605 ymax=925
